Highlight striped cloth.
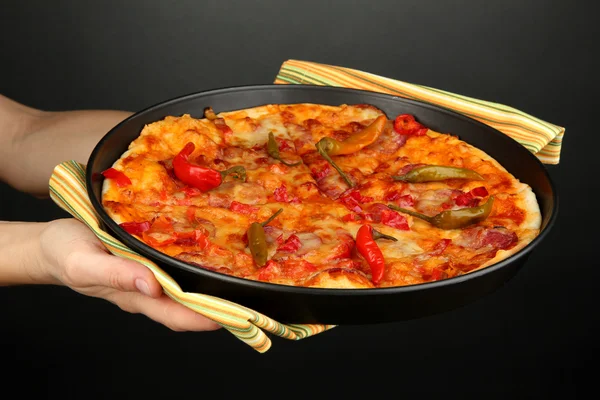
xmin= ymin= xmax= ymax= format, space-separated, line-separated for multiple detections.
xmin=49 ymin=161 xmax=336 ymax=353
xmin=274 ymin=59 xmax=564 ymax=164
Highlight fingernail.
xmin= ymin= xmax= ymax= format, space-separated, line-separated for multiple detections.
xmin=135 ymin=279 xmax=151 ymax=296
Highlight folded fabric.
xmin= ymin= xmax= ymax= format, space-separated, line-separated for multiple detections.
xmin=274 ymin=59 xmax=564 ymax=165
xmin=49 ymin=161 xmax=336 ymax=354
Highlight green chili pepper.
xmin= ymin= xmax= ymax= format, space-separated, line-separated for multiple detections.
xmin=314 ymin=115 xmax=386 ymax=188
xmin=267 ymin=132 xmax=302 ymax=167
xmin=247 ymin=208 xmax=283 ymax=267
xmin=315 ymin=139 xmax=355 ymax=188
xmin=370 ymin=228 xmax=398 ymax=241
xmin=392 ymin=165 xmax=484 ymax=183
xmin=388 ymin=196 xmax=494 ymax=230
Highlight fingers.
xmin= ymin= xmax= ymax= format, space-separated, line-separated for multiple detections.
xmin=65 ymin=249 xmax=164 ymax=298
xmin=108 ymin=291 xmax=222 ymax=332
xmin=50 ymin=219 xmax=222 ymax=333
xmin=42 ymin=218 xmax=162 ymax=298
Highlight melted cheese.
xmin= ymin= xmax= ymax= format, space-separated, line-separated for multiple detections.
xmin=101 ymin=103 xmax=542 ymax=289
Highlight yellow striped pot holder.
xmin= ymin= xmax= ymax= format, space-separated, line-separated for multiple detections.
xmin=274 ymin=59 xmax=564 ymax=164
xmin=49 ymin=161 xmax=336 ymax=353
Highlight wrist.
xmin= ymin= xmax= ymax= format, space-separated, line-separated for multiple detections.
xmin=0 ymin=221 xmax=58 ymax=286
xmin=0 ymin=95 xmax=47 ymax=196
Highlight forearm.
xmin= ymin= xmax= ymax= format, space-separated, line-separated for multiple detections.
xmin=0 ymin=95 xmax=132 ymax=197
xmin=0 ymin=221 xmax=56 ymax=286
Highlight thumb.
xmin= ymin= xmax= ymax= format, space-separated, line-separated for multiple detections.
xmin=68 ymin=249 xmax=164 ymax=298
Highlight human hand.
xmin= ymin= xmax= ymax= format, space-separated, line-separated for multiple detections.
xmin=37 ymin=218 xmax=221 ymax=332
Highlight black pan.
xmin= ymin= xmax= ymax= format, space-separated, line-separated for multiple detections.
xmin=86 ymin=84 xmax=558 ymax=325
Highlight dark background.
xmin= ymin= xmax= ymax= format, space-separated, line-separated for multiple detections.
xmin=1 ymin=0 xmax=596 ymax=398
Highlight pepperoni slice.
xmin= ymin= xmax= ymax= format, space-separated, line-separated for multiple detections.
xmin=482 ymin=229 xmax=518 ymax=250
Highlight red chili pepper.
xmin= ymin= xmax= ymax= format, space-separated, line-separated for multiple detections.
xmin=172 ymin=142 xmax=246 ymax=192
xmin=393 ymin=114 xmax=428 ymax=136
xmin=355 ymin=224 xmax=397 ymax=284
xmin=119 ymin=221 xmax=151 ymax=235
xmin=101 ymin=167 xmax=132 ymax=187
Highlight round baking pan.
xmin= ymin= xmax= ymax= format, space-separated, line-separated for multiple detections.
xmin=86 ymin=84 xmax=558 ymax=325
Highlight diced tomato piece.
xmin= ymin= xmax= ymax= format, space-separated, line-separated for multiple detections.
xmin=182 ymin=186 xmax=203 ymax=197
xmin=342 ymin=213 xmax=375 ymax=223
xmin=173 ymin=230 xmax=211 ymax=249
xmin=326 ymin=234 xmax=355 ymax=260
xmin=343 ymin=214 xmax=361 ymax=222
xmin=282 ymin=259 xmax=318 ymax=280
xmin=269 ymin=163 xmax=289 ymax=175
xmin=338 ymin=189 xmax=374 ymax=212
xmin=431 ymin=239 xmax=451 ymax=255
xmin=229 ymin=201 xmax=260 ymax=215
xmin=149 ymin=216 xmax=173 ymax=230
xmin=470 ymin=186 xmax=489 ymax=197
xmin=430 ymin=267 xmax=448 ymax=281
xmin=311 ymin=164 xmax=330 ymax=181
xmin=441 ymin=202 xmax=453 ymax=210
xmin=276 ymin=138 xmax=291 ymax=151
xmin=273 ymin=184 xmax=289 ymax=202
xmin=141 ymin=216 xmax=176 ymax=246
xmin=455 ymin=192 xmax=479 ymax=207
xmin=380 ymin=209 xmax=410 ymax=230
xmin=397 ymin=194 xmax=415 ymax=207
xmin=277 ymin=234 xmax=302 ymax=253
xmin=393 ymin=114 xmax=428 ymax=136
xmin=384 ymin=191 xmax=402 ymax=201
xmin=257 ymin=260 xmax=281 ymax=281
xmin=142 ymin=231 xmax=176 ymax=247
xmin=186 ymin=207 xmax=197 ymax=223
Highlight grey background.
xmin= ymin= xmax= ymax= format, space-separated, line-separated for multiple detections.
xmin=1 ymin=1 xmax=595 ymax=398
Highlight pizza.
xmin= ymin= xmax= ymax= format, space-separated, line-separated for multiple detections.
xmin=100 ymin=103 xmax=541 ymax=289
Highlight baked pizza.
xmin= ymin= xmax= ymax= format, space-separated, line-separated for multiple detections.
xmin=101 ymin=103 xmax=541 ymax=289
